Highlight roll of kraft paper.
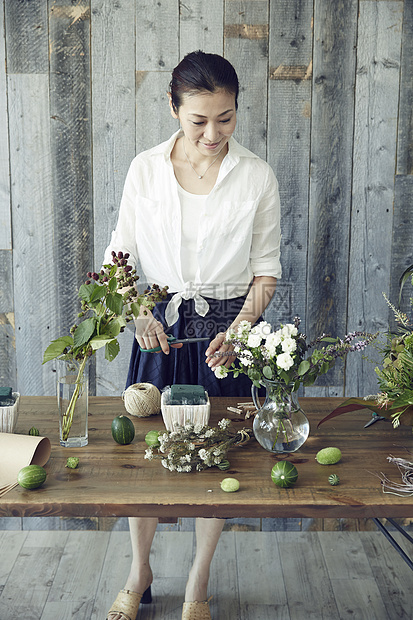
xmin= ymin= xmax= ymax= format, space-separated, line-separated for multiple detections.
xmin=0 ymin=433 xmax=51 ymax=498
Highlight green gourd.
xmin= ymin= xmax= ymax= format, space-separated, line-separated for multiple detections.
xmin=17 ymin=465 xmax=47 ymax=489
xmin=271 ymin=461 xmax=298 ymax=488
xmin=111 ymin=415 xmax=135 ymax=445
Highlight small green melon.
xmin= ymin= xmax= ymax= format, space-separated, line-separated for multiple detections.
xmin=328 ymin=473 xmax=340 ymax=486
xmin=28 ymin=427 xmax=40 ymax=436
xmin=111 ymin=415 xmax=135 ymax=445
xmin=271 ymin=461 xmax=298 ymax=488
xmin=217 ymin=460 xmax=230 ymax=471
xmin=220 ymin=478 xmax=240 ymax=492
xmin=17 ymin=465 xmax=47 ymax=489
xmin=145 ymin=430 xmax=161 ymax=447
xmin=316 ymin=447 xmax=342 ymax=465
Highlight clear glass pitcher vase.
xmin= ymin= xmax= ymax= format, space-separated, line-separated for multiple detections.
xmin=251 ymin=379 xmax=309 ymax=453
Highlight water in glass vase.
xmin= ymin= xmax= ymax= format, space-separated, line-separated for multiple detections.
xmin=57 ymin=359 xmax=89 ymax=447
xmin=252 ymin=380 xmax=309 ymax=454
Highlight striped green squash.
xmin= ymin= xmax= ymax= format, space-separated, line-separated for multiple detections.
xmin=111 ymin=415 xmax=135 ymax=445
xmin=271 ymin=461 xmax=298 ymax=488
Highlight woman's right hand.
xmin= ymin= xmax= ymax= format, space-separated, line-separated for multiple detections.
xmin=134 ymin=311 xmax=171 ymax=354
xmin=134 ymin=310 xmax=183 ymax=354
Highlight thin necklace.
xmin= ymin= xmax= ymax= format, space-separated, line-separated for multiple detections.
xmin=182 ymin=139 xmax=222 ymax=179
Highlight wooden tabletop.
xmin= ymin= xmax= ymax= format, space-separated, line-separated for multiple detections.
xmin=1 ymin=396 xmax=412 ymax=519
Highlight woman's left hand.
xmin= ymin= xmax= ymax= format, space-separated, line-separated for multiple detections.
xmin=205 ymin=332 xmax=235 ymax=369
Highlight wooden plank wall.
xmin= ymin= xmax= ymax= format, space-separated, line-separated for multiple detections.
xmin=0 ymin=0 xmax=412 ymax=402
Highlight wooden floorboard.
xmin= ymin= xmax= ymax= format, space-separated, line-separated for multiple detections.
xmin=0 ymin=531 xmax=412 ymax=619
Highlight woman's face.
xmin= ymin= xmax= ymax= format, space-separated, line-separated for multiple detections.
xmin=171 ymin=89 xmax=237 ymax=159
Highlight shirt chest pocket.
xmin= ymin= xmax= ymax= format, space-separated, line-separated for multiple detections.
xmin=215 ymin=200 xmax=257 ymax=243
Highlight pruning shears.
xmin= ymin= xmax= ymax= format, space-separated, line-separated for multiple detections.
xmin=364 ymin=412 xmax=386 ymax=428
xmin=140 ymin=334 xmax=210 ymax=353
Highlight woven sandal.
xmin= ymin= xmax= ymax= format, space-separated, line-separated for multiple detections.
xmin=106 ymin=586 xmax=152 ymax=620
xmin=182 ymin=598 xmax=212 ymax=620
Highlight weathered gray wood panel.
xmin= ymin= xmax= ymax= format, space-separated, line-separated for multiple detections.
xmin=0 ymin=4 xmax=11 ymax=251
xmin=266 ymin=0 xmax=313 ymax=339
xmin=179 ymin=0 xmax=224 ymax=57
xmin=135 ymin=70 xmax=178 ymax=154
xmin=390 ymin=175 xmax=413 ymax=321
xmin=307 ymin=0 xmax=358 ymax=386
xmin=345 ymin=1 xmax=403 ymax=397
xmin=0 ymin=60 xmax=9 ymax=414
xmin=49 ymin=1 xmax=94 ymax=390
xmin=0 ymin=250 xmax=16 ymax=388
xmin=8 ymin=74 xmax=56 ymax=394
xmin=4 ymin=0 xmax=48 ymax=74
xmin=91 ymin=0 xmax=137 ymax=395
xmin=397 ymin=0 xmax=413 ymax=175
xmin=224 ymin=1 xmax=269 ymax=159
xmin=136 ymin=0 xmax=179 ymax=72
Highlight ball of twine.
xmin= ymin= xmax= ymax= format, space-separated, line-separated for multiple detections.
xmin=122 ymin=383 xmax=161 ymax=417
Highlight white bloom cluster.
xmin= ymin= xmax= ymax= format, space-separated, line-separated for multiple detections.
xmin=218 ymin=418 xmax=231 ymax=429
xmin=214 ymin=365 xmax=229 ymax=379
xmin=215 ymin=320 xmax=300 ymax=379
xmin=144 ymin=418 xmax=249 ymax=473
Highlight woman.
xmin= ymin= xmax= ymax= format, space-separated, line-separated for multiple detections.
xmin=106 ymin=51 xmax=281 ymax=620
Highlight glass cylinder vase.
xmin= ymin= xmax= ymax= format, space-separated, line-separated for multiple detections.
xmin=252 ymin=379 xmax=309 ymax=453
xmin=57 ymin=358 xmax=89 ymax=447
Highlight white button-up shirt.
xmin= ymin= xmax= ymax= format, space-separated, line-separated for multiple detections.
xmin=104 ymin=130 xmax=282 ymax=325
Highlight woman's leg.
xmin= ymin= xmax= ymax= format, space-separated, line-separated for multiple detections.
xmin=108 ymin=517 xmax=158 ymax=620
xmin=185 ymin=517 xmax=225 ymax=602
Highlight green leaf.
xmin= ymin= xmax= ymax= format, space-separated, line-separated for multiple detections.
xmin=106 ymin=292 xmax=123 ymax=315
xmin=89 ymin=284 xmax=107 ymax=303
xmin=302 ymin=373 xmax=316 ymax=387
xmin=399 ymin=349 xmax=413 ymax=370
xmin=108 ymin=277 xmax=117 ymax=293
xmin=78 ymin=283 xmax=96 ymax=303
xmin=104 ymin=317 xmax=125 ymax=338
xmin=392 ymin=391 xmax=413 ymax=408
xmin=130 ymin=301 xmax=141 ymax=317
xmin=320 ymin=361 xmax=332 ymax=375
xmin=89 ymin=335 xmax=116 ymax=351
xmin=105 ymin=338 xmax=120 ymax=362
xmin=279 ymin=370 xmax=290 ymax=384
xmin=298 ymin=360 xmax=311 ymax=376
xmin=43 ymin=336 xmax=73 ymax=363
xmin=73 ymin=318 xmax=97 ymax=348
xmin=320 ymin=337 xmax=337 ymax=343
xmin=263 ymin=365 xmax=273 ymax=379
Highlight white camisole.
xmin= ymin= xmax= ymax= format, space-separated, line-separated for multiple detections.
xmin=177 ymin=184 xmax=207 ymax=283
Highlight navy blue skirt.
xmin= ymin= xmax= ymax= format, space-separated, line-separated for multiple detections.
xmin=126 ymin=294 xmax=260 ymax=397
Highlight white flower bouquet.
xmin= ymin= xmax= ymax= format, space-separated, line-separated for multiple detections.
xmin=214 ymin=317 xmax=377 ymax=397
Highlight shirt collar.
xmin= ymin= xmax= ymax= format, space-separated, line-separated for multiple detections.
xmin=151 ymin=129 xmax=260 ymax=164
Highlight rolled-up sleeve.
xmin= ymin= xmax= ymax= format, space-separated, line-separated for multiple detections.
xmin=250 ymin=165 xmax=282 ymax=279
xmin=103 ymin=160 xmax=139 ymax=267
